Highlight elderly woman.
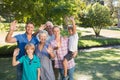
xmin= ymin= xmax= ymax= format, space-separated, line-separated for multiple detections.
xmin=35 ymin=30 xmax=55 ymax=80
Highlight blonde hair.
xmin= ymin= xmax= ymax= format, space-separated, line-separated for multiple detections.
xmin=25 ymin=43 xmax=35 ymax=51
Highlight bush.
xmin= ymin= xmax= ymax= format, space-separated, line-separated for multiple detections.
xmin=0 ymin=45 xmax=17 ymax=57
xmin=78 ymin=35 xmax=120 ymax=49
xmin=0 ymin=23 xmax=25 ymax=31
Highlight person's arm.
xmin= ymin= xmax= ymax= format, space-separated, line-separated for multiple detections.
xmin=37 ymin=68 xmax=40 ymax=80
xmin=33 ymin=24 xmax=46 ymax=36
xmin=5 ymin=20 xmax=17 ymax=43
xmin=12 ymin=48 xmax=20 ymax=66
xmin=70 ymin=16 xmax=76 ymax=34
xmin=46 ymin=45 xmax=55 ymax=59
xmin=72 ymin=51 xmax=78 ymax=58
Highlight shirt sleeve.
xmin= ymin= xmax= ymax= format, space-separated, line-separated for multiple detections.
xmin=18 ymin=56 xmax=24 ymax=63
xmin=14 ymin=34 xmax=21 ymax=42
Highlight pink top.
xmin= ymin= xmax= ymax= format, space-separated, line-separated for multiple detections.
xmin=50 ymin=37 xmax=75 ymax=69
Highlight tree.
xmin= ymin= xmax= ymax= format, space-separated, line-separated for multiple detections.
xmin=79 ymin=2 xmax=112 ymax=37
xmin=3 ymin=0 xmax=85 ymax=26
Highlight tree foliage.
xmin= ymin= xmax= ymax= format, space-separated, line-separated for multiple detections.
xmin=79 ymin=3 xmax=112 ymax=37
xmin=2 ymin=0 xmax=85 ymax=26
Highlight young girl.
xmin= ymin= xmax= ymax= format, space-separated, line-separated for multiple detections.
xmin=63 ymin=16 xmax=79 ymax=77
xmin=12 ymin=43 xmax=41 ymax=80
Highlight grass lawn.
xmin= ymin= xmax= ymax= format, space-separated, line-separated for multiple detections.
xmin=0 ymin=58 xmax=16 ymax=80
xmin=74 ymin=48 xmax=120 ymax=80
xmin=0 ymin=48 xmax=120 ymax=80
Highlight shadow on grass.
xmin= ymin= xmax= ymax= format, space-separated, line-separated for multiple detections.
xmin=75 ymin=49 xmax=120 ymax=80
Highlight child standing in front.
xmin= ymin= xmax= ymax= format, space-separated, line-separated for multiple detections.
xmin=12 ymin=43 xmax=41 ymax=80
xmin=63 ymin=16 xmax=79 ymax=77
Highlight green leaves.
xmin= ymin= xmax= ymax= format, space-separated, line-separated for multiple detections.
xmin=2 ymin=0 xmax=84 ymax=26
xmin=79 ymin=2 xmax=112 ymax=36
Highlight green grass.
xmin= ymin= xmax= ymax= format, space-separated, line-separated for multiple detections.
xmin=0 ymin=58 xmax=16 ymax=80
xmin=60 ymin=29 xmax=120 ymax=48
xmin=0 ymin=48 xmax=120 ymax=80
xmin=78 ymin=35 xmax=120 ymax=48
xmin=74 ymin=48 xmax=120 ymax=80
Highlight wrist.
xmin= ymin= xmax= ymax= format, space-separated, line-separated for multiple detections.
xmin=13 ymin=55 xmax=16 ymax=58
xmin=9 ymin=29 xmax=14 ymax=33
xmin=49 ymin=52 xmax=53 ymax=55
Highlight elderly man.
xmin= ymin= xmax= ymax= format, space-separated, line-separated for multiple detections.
xmin=50 ymin=26 xmax=77 ymax=80
xmin=5 ymin=21 xmax=39 ymax=80
xmin=45 ymin=21 xmax=55 ymax=43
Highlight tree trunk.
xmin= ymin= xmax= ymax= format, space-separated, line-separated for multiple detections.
xmin=93 ymin=26 xmax=102 ymax=37
xmin=95 ymin=32 xmax=100 ymax=37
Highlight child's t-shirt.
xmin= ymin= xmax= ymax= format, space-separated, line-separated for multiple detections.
xmin=18 ymin=55 xmax=41 ymax=80
xmin=68 ymin=33 xmax=79 ymax=53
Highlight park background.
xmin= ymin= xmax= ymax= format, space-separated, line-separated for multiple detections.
xmin=0 ymin=0 xmax=120 ymax=80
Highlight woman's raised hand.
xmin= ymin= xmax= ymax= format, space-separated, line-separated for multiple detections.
xmin=39 ymin=24 xmax=46 ymax=31
xmin=46 ymin=45 xmax=53 ymax=54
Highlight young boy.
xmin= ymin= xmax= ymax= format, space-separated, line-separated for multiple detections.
xmin=12 ymin=43 xmax=41 ymax=80
xmin=63 ymin=16 xmax=79 ymax=77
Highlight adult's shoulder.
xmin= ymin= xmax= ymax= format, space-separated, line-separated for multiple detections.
xmin=14 ymin=33 xmax=26 ymax=37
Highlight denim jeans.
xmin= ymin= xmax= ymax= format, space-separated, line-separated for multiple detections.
xmin=16 ymin=64 xmax=23 ymax=80
xmin=59 ymin=67 xmax=75 ymax=80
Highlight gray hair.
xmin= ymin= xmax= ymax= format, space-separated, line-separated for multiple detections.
xmin=45 ymin=21 xmax=53 ymax=28
xmin=36 ymin=30 xmax=48 ymax=42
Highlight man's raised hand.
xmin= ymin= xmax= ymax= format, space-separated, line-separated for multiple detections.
xmin=10 ymin=20 xmax=18 ymax=31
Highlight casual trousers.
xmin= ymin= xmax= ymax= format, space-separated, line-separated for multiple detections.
xmin=16 ymin=64 xmax=23 ymax=80
xmin=59 ymin=67 xmax=75 ymax=80
xmin=52 ymin=60 xmax=60 ymax=80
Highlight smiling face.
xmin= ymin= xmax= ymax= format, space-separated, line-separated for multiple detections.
xmin=25 ymin=43 xmax=35 ymax=55
xmin=45 ymin=25 xmax=53 ymax=35
xmin=45 ymin=21 xmax=53 ymax=35
xmin=38 ymin=33 xmax=47 ymax=43
xmin=53 ymin=27 xmax=60 ymax=37
xmin=68 ymin=28 xmax=73 ymax=35
xmin=25 ymin=23 xmax=34 ymax=35
xmin=26 ymin=47 xmax=34 ymax=55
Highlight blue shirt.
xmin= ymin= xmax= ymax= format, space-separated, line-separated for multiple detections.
xmin=14 ymin=33 xmax=39 ymax=59
xmin=36 ymin=43 xmax=50 ymax=58
xmin=18 ymin=55 xmax=41 ymax=80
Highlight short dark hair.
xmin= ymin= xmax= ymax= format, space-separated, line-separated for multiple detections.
xmin=25 ymin=22 xmax=34 ymax=27
xmin=68 ymin=25 xmax=73 ymax=31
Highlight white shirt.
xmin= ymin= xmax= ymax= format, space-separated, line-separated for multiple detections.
xmin=68 ymin=33 xmax=79 ymax=52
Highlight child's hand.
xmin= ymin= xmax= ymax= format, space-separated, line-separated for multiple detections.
xmin=69 ymin=16 xmax=74 ymax=21
xmin=13 ymin=48 xmax=20 ymax=57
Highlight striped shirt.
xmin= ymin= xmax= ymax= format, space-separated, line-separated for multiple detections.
xmin=50 ymin=37 xmax=75 ymax=69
